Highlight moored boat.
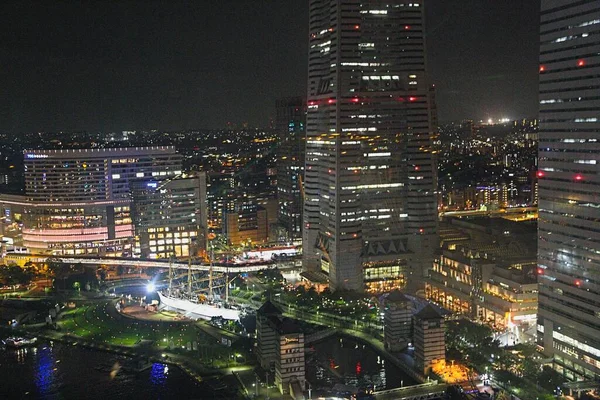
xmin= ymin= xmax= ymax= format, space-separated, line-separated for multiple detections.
xmin=157 ymin=291 xmax=240 ymax=321
xmin=2 ymin=336 xmax=38 ymax=348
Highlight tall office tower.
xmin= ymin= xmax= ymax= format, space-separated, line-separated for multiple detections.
xmin=276 ymin=97 xmax=306 ymax=241
xmin=303 ymin=0 xmax=437 ymax=292
xmin=537 ymin=1 xmax=600 ymax=380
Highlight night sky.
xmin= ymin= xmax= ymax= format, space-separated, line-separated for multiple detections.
xmin=0 ymin=0 xmax=540 ymax=133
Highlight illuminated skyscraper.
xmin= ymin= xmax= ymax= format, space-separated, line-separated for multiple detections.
xmin=537 ymin=0 xmax=600 ymax=380
xmin=303 ymin=0 xmax=437 ymax=291
xmin=276 ymin=97 xmax=306 ymax=241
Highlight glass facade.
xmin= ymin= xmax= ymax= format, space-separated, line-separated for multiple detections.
xmin=537 ymin=0 xmax=600 ymax=380
xmin=303 ymin=0 xmax=437 ymax=291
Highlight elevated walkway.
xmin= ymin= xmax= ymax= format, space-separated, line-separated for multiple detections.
xmin=305 ymin=328 xmax=338 ymax=344
xmin=25 ymin=256 xmax=291 ymax=272
xmin=564 ymin=380 xmax=600 ymax=396
xmin=374 ymin=381 xmax=446 ymax=400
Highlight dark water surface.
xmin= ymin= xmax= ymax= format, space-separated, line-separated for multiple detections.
xmin=306 ymin=336 xmax=417 ymax=393
xmin=0 ymin=340 xmax=207 ymax=400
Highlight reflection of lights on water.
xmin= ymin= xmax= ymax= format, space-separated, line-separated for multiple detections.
xmin=35 ymin=346 xmax=56 ymax=395
xmin=16 ymin=348 xmax=27 ymax=363
xmin=150 ymin=363 xmax=168 ymax=387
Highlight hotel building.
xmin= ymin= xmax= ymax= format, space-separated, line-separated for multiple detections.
xmin=0 ymin=147 xmax=187 ymax=257
xmin=537 ymin=0 xmax=600 ymax=380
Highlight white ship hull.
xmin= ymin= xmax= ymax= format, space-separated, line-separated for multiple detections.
xmin=158 ymin=291 xmax=240 ymax=321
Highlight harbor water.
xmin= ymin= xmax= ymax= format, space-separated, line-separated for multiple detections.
xmin=0 ymin=339 xmax=213 ymax=400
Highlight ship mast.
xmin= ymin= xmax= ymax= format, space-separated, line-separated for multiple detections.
xmin=208 ymin=240 xmax=213 ymax=300
xmin=187 ymin=249 xmax=192 ymax=298
xmin=168 ymin=254 xmax=173 ymax=296
xmin=225 ymin=266 xmax=229 ymax=303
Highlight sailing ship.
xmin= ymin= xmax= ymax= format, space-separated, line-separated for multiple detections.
xmin=157 ymin=247 xmax=240 ymax=321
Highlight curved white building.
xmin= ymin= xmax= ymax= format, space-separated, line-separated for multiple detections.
xmin=0 ymin=147 xmax=183 ymax=257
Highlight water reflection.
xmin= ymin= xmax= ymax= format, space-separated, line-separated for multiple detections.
xmin=307 ymin=336 xmax=415 ymax=393
xmin=0 ymin=341 xmax=203 ymax=399
xmin=35 ymin=346 xmax=56 ymax=395
xmin=150 ymin=363 xmax=168 ymax=387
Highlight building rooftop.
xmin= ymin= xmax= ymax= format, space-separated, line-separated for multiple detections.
xmin=386 ymin=290 xmax=410 ymax=303
xmin=24 ymin=146 xmax=177 ymax=158
xmin=449 ymin=216 xmax=536 ymax=237
xmin=276 ymin=317 xmax=303 ymax=334
xmin=257 ymin=300 xmax=282 ymax=316
xmin=414 ymin=304 xmax=444 ymax=320
xmin=300 ymin=270 xmax=329 ymax=284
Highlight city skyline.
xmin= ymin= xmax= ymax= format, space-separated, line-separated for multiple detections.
xmin=0 ymin=0 xmax=599 ymax=397
xmin=1 ymin=0 xmax=539 ymax=133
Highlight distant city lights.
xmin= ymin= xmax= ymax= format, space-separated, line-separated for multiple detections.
xmin=486 ymin=118 xmax=511 ymax=125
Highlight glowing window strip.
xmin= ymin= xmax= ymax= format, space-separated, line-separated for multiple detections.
xmin=342 ymin=183 xmax=404 ymax=190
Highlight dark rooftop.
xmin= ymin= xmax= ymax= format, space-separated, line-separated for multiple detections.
xmin=277 ymin=317 xmax=303 ymax=334
xmin=257 ymin=300 xmax=282 ymax=316
xmin=386 ymin=290 xmax=410 ymax=303
xmin=415 ymin=304 xmax=444 ymax=320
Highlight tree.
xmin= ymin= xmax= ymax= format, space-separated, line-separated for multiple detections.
xmin=446 ymin=319 xmax=500 ymax=370
xmin=520 ymin=357 xmax=540 ymax=380
xmin=496 ymin=351 xmax=519 ymax=372
xmin=0 ymin=264 xmax=35 ymax=286
xmin=538 ymin=366 xmax=565 ymax=393
xmin=46 ymin=258 xmax=69 ymax=279
xmin=494 ymin=390 xmax=511 ymax=400
xmin=445 ymin=385 xmax=466 ymax=400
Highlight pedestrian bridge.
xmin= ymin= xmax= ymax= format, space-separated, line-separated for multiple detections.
xmin=305 ymin=328 xmax=338 ymax=344
xmin=374 ymin=381 xmax=446 ymax=400
xmin=564 ymin=380 xmax=600 ymax=397
xmin=27 ymin=256 xmax=300 ymax=272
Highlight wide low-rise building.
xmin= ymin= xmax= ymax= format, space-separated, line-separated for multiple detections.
xmin=426 ymin=246 xmax=538 ymax=330
xmin=0 ymin=147 xmax=207 ymax=258
xmin=0 ymin=194 xmax=134 ymax=257
xmin=223 ymin=203 xmax=268 ymax=247
xmin=426 ymin=216 xmax=538 ymax=330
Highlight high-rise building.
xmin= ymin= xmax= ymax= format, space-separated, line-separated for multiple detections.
xmin=274 ymin=319 xmax=305 ymax=396
xmin=24 ymin=147 xmax=182 ymax=202
xmin=256 ymin=300 xmax=283 ymax=370
xmin=0 ymin=147 xmax=187 ymax=257
xmin=384 ymin=290 xmax=412 ymax=351
xmin=413 ymin=304 xmax=445 ymax=376
xmin=131 ymin=173 xmax=207 ymax=259
xmin=303 ymin=0 xmax=437 ymax=291
xmin=537 ymin=0 xmax=600 ymax=380
xmin=276 ymin=97 xmax=306 ymax=241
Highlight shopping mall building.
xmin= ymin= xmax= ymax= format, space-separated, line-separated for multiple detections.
xmin=0 ymin=147 xmax=206 ymax=258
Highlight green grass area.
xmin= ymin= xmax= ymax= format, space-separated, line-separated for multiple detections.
xmin=58 ymin=301 xmax=212 ymax=348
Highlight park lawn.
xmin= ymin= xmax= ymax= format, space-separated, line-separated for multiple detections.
xmin=58 ymin=302 xmax=209 ymax=348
